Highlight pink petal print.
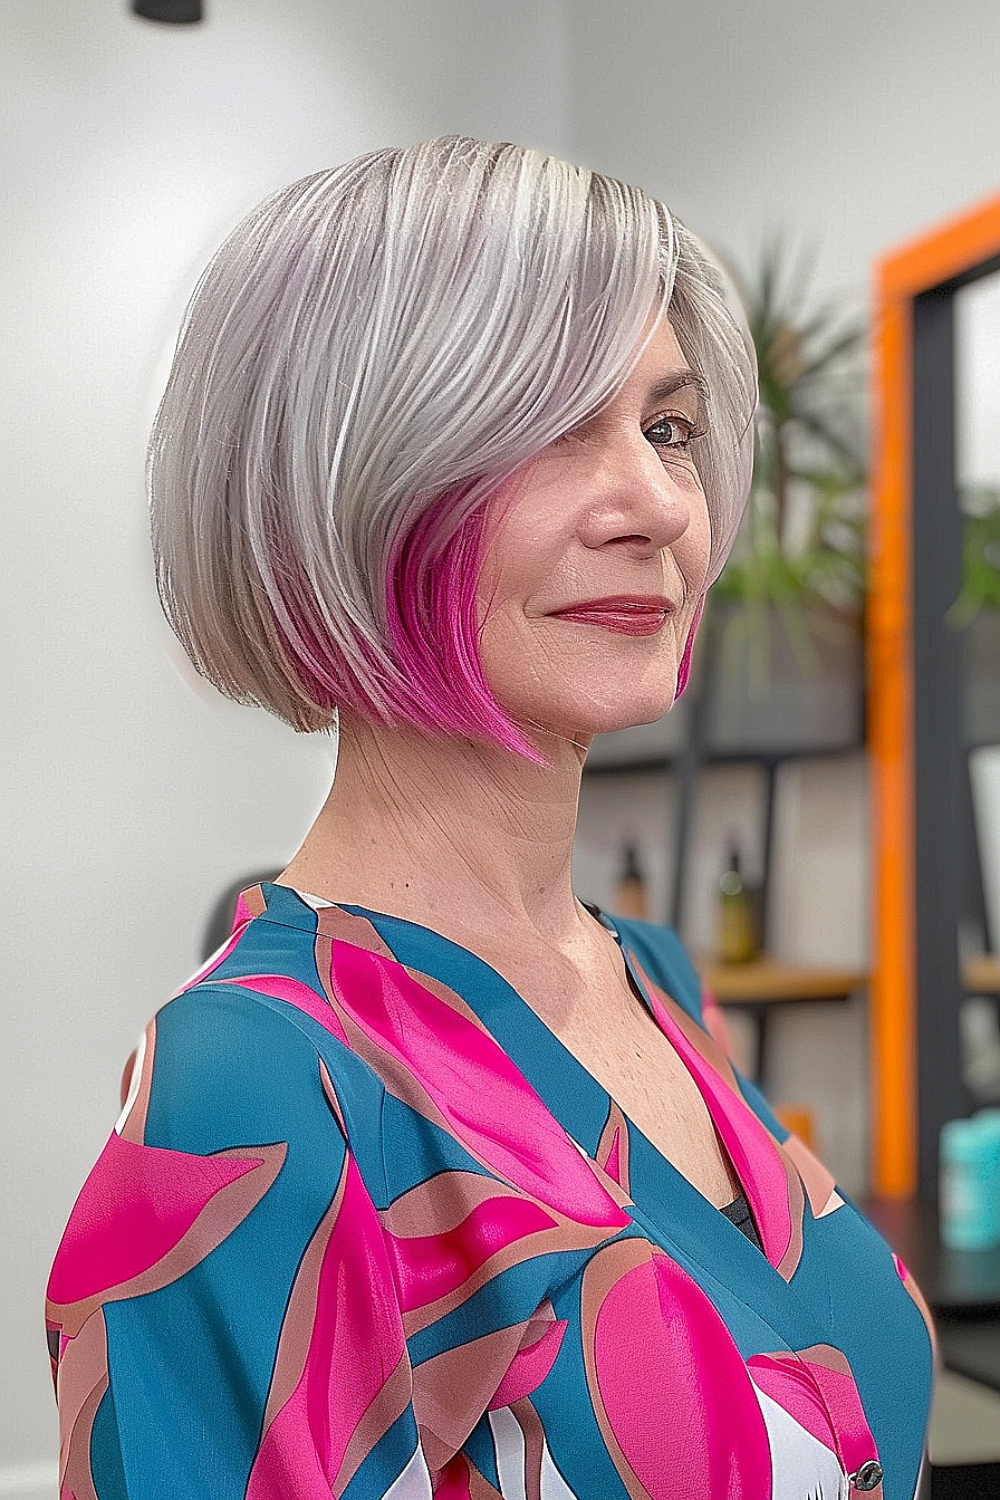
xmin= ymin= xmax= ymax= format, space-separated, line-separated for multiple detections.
xmin=749 ymin=1346 xmax=881 ymax=1480
xmin=641 ymin=976 xmax=797 ymax=1271
xmin=746 ymin=1353 xmax=837 ymax=1453
xmin=327 ymin=941 xmax=629 ymax=1229
xmin=802 ymin=1354 xmax=881 ymax=1478
xmin=46 ymin=1133 xmax=279 ymax=1308
xmin=386 ymin=1196 xmax=557 ymax=1314
xmin=595 ymin=1104 xmax=631 ymax=1195
xmin=585 ymin=1240 xmax=772 ymax=1498
xmin=489 ymin=1315 xmax=567 ymax=1410
xmin=247 ymin=1153 xmax=411 ymax=1500
xmin=432 ymin=1453 xmax=474 ymax=1500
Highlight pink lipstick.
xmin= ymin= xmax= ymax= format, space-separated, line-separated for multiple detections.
xmin=547 ymin=595 xmax=674 ymax=637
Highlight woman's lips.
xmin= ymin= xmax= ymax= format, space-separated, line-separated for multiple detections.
xmin=548 ymin=603 xmax=672 ymax=637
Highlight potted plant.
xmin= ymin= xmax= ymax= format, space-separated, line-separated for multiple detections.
xmin=697 ymin=237 xmax=869 ymax=754
xmin=952 ymin=482 xmax=1000 ymax=746
xmin=585 ymin=238 xmax=869 ymax=768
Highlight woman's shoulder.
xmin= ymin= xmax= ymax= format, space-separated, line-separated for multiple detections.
xmin=122 ymin=908 xmax=392 ymax=1181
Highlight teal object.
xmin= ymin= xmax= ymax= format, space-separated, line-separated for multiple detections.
xmin=939 ymin=1114 xmax=1000 ymax=1249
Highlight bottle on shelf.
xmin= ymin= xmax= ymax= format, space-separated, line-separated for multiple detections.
xmin=614 ymin=843 xmax=649 ymax=920
xmin=717 ymin=842 xmax=759 ymax=964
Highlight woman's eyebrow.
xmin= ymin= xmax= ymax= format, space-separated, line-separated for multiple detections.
xmin=647 ymin=371 xmax=709 ymax=405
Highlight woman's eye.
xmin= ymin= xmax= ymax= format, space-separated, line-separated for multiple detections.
xmin=644 ymin=414 xmax=703 ymax=450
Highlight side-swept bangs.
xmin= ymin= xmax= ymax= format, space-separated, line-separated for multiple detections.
xmin=149 ymin=137 xmax=755 ymax=757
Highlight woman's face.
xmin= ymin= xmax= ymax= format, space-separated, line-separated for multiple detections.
xmin=477 ymin=317 xmax=712 ymax=750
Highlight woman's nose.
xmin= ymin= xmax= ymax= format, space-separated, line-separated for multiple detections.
xmin=579 ymin=434 xmax=701 ymax=554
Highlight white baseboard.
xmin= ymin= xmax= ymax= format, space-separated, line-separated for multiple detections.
xmin=0 ymin=1462 xmax=58 ymax=1500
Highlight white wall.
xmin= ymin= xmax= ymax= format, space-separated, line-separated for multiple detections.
xmin=1 ymin=0 xmax=568 ymax=1484
xmin=568 ymin=0 xmax=1000 ymax=295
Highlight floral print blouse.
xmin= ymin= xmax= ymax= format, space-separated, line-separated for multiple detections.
xmin=46 ymin=881 xmax=934 ymax=1499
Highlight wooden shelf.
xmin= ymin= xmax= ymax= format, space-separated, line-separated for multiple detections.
xmin=693 ymin=954 xmax=866 ymax=1093
xmin=697 ymin=954 xmax=868 ymax=1005
xmin=695 ymin=955 xmax=999 ymax=1004
xmin=584 ymin=743 xmax=863 ymax=776
xmin=963 ymin=954 xmax=1000 ymax=994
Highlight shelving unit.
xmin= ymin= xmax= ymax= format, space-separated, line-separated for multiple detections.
xmin=585 ymin=741 xmax=859 ymax=939
xmin=584 ymin=610 xmax=869 ymax=1090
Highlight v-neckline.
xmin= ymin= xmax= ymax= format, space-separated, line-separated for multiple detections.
xmin=578 ymin=898 xmax=661 ymax=1015
xmin=244 ymin=882 xmax=799 ymax=1277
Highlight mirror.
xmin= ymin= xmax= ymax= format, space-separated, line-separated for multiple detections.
xmin=956 ymin=270 xmax=1000 ymax=752
xmin=871 ymin=197 xmax=1000 ymax=1198
xmin=957 ymin=270 xmax=1000 ymax=1112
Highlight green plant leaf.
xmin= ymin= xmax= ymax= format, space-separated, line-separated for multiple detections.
xmin=717 ymin=236 xmax=870 ymax=645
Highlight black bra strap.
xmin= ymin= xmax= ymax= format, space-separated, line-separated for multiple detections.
xmin=720 ymin=1190 xmax=763 ymax=1251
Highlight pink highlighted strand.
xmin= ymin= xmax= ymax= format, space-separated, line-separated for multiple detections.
xmin=674 ymin=594 xmax=704 ymax=700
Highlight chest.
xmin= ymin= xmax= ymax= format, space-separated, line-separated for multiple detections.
xmin=494 ymin=948 xmax=740 ymax=1209
xmin=550 ymin=981 xmax=740 ymax=1207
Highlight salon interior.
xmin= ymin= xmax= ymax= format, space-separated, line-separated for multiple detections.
xmin=5 ymin=1 xmax=1000 ymax=1494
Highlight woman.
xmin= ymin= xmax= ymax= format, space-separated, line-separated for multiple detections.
xmin=46 ymin=138 xmax=933 ymax=1499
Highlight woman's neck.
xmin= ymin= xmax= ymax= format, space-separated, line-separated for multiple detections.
xmin=277 ymin=711 xmax=595 ymax=951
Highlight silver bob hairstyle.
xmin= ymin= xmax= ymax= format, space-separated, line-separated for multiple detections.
xmin=149 ymin=136 xmax=756 ymax=751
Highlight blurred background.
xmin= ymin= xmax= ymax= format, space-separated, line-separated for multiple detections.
xmin=3 ymin=0 xmax=1000 ymax=1490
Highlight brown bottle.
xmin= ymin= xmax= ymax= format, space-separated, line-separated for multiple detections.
xmin=717 ymin=845 xmax=757 ymax=963
xmin=614 ymin=843 xmax=649 ymax=920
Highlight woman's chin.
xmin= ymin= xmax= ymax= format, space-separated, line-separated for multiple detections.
xmin=589 ymin=702 xmax=679 ymax=737
xmin=524 ymin=689 xmax=680 ymax=745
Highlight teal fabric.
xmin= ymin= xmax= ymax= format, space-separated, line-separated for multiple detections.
xmin=47 ymin=882 xmax=933 ymax=1498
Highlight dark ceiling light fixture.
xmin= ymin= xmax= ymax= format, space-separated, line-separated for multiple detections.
xmin=132 ymin=0 xmax=204 ymax=22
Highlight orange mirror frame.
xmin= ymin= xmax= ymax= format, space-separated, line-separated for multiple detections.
xmin=870 ymin=191 xmax=1000 ymax=1196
